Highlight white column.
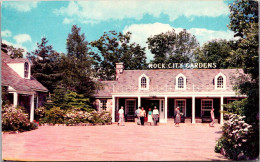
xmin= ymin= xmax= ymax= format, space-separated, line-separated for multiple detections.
xmin=192 ymin=96 xmax=196 ymax=124
xmin=220 ymin=96 xmax=224 ymax=125
xmin=30 ymin=94 xmax=34 ymax=122
xmin=165 ymin=96 xmax=168 ymax=123
xmin=138 ymin=96 xmax=141 ymax=108
xmin=112 ymin=96 xmax=115 ymax=122
xmin=13 ymin=92 xmax=18 ymax=107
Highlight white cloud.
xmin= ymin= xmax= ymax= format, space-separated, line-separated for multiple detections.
xmin=1 ymin=30 xmax=12 ymax=37
xmin=187 ymin=28 xmax=236 ymax=46
xmin=123 ymin=23 xmax=236 ymax=61
xmin=13 ymin=34 xmax=32 ymax=45
xmin=54 ymin=1 xmax=229 ymax=24
xmin=63 ymin=18 xmax=73 ymax=24
xmin=2 ymin=1 xmax=39 ymax=12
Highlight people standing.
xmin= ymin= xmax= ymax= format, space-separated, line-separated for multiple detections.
xmin=140 ymin=107 xmax=146 ymax=126
xmin=135 ymin=107 xmax=141 ymax=125
xmin=147 ymin=108 xmax=153 ymax=126
xmin=118 ymin=106 xmax=125 ymax=126
xmin=209 ymin=108 xmax=215 ymax=127
xmin=175 ymin=107 xmax=181 ymax=127
xmin=152 ymin=106 xmax=159 ymax=126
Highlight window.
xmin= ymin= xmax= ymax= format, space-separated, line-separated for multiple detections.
xmin=217 ymin=76 xmax=223 ymax=88
xmin=141 ymin=77 xmax=147 ymax=88
xmin=175 ymin=99 xmax=186 ymax=116
xmin=214 ymin=72 xmax=226 ymax=90
xmin=175 ymin=73 xmax=186 ymax=90
xmin=178 ymin=77 xmax=184 ymax=88
xmin=24 ymin=62 xmax=29 ymax=78
xmin=125 ymin=99 xmax=136 ymax=115
xmin=139 ymin=74 xmax=149 ymax=90
xmin=100 ymin=100 xmax=107 ymax=110
xmin=201 ymin=99 xmax=213 ymax=117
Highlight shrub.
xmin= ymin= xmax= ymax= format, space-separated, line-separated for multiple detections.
xmin=215 ymin=113 xmax=258 ymax=160
xmin=44 ymin=106 xmax=65 ymax=124
xmin=88 ymin=110 xmax=112 ymax=125
xmin=2 ymin=105 xmax=37 ymax=132
xmin=34 ymin=106 xmax=46 ymax=122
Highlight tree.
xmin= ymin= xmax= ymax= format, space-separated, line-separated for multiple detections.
xmin=90 ymin=31 xmax=147 ymax=80
xmin=60 ymin=25 xmax=96 ymax=98
xmin=228 ymin=0 xmax=258 ymax=37
xmin=27 ymin=37 xmax=61 ymax=94
xmin=215 ymin=0 xmax=259 ymax=159
xmin=194 ymin=39 xmax=238 ymax=68
xmin=147 ymin=29 xmax=199 ymax=64
xmin=1 ymin=43 xmax=23 ymax=58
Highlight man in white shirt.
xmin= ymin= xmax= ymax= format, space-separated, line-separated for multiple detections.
xmin=152 ymin=106 xmax=159 ymax=126
xmin=118 ymin=106 xmax=125 ymax=126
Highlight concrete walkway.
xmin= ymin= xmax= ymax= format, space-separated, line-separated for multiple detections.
xmin=2 ymin=123 xmax=228 ymax=161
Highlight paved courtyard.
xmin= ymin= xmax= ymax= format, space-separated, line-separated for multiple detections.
xmin=2 ymin=122 xmax=228 ymax=161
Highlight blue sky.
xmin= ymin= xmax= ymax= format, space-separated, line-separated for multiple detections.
xmin=1 ymin=1 xmax=236 ymax=61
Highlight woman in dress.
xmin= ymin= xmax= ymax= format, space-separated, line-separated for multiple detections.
xmin=175 ymin=107 xmax=181 ymax=127
xmin=147 ymin=108 xmax=153 ymax=126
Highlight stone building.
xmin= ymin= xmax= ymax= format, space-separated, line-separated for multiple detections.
xmin=94 ymin=63 xmax=246 ymax=124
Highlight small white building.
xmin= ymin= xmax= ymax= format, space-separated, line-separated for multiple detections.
xmin=1 ymin=50 xmax=48 ymax=122
xmin=94 ymin=63 xmax=246 ymax=124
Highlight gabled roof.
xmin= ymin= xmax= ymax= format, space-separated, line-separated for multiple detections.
xmin=1 ymin=51 xmax=48 ymax=93
xmin=95 ymin=68 xmax=244 ymax=97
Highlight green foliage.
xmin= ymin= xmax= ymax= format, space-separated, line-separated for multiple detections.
xmin=90 ymin=31 xmax=147 ymax=80
xmin=35 ymin=106 xmax=112 ymax=125
xmin=215 ymin=114 xmax=258 ymax=160
xmin=1 ymin=43 xmax=23 ymax=58
xmin=43 ymin=106 xmax=65 ymax=124
xmin=60 ymin=25 xmax=96 ymax=97
xmin=2 ymin=105 xmax=38 ymax=132
xmin=194 ymin=39 xmax=239 ymax=68
xmin=147 ymin=29 xmax=199 ymax=64
xmin=27 ymin=37 xmax=62 ymax=94
xmin=224 ymin=99 xmax=247 ymax=116
xmin=228 ymin=0 xmax=258 ymax=38
xmin=47 ymin=87 xmax=93 ymax=112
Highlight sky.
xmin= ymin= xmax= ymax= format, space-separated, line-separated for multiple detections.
xmin=1 ymin=0 xmax=236 ymax=61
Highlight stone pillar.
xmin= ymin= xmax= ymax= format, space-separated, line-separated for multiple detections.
xmin=30 ymin=94 xmax=34 ymax=122
xmin=112 ymin=96 xmax=115 ymax=122
xmin=220 ymin=96 xmax=224 ymax=125
xmin=192 ymin=96 xmax=196 ymax=124
xmin=13 ymin=92 xmax=18 ymax=107
xmin=165 ymin=96 xmax=168 ymax=123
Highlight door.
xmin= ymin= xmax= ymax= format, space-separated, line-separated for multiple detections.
xmin=125 ymin=99 xmax=136 ymax=116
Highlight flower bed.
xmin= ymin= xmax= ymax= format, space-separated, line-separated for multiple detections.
xmin=2 ymin=105 xmax=38 ymax=132
xmin=35 ymin=106 xmax=112 ymax=126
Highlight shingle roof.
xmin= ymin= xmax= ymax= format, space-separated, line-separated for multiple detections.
xmin=95 ymin=68 xmax=244 ymax=97
xmin=1 ymin=51 xmax=48 ymax=93
xmin=95 ymin=81 xmax=116 ymax=97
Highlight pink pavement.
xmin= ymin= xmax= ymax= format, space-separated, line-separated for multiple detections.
xmin=2 ymin=123 xmax=229 ymax=161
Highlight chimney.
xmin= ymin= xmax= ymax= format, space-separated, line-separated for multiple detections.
xmin=116 ymin=63 xmax=124 ymax=80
